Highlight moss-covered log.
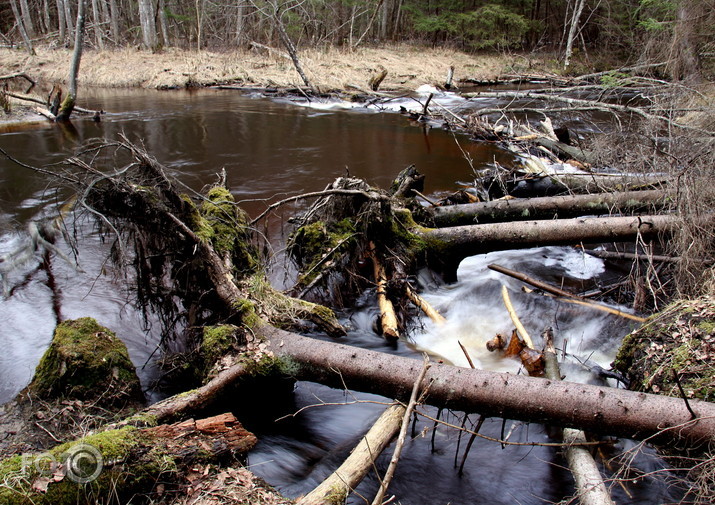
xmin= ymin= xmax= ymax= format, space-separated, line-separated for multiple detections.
xmin=0 ymin=413 xmax=256 ymax=504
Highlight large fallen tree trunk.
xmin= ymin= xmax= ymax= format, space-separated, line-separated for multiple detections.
xmin=419 ymin=214 xmax=679 ymax=280
xmin=261 ymin=325 xmax=715 ymax=446
xmin=429 ymin=189 xmax=671 ymax=227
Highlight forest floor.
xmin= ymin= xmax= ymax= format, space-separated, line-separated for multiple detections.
xmin=0 ymin=44 xmax=535 ymax=92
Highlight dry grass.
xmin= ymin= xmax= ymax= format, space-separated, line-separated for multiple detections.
xmin=0 ymin=44 xmax=513 ymax=91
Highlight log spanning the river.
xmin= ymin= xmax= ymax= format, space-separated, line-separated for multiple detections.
xmin=419 ymin=214 xmax=678 ymax=280
xmin=262 ymin=325 xmax=715 ymax=446
xmin=429 ymin=189 xmax=672 ymax=227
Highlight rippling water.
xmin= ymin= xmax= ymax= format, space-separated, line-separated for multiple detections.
xmin=0 ymin=88 xmax=678 ymax=504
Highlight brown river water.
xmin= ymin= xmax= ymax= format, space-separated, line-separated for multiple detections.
xmin=0 ymin=88 xmax=681 ymax=504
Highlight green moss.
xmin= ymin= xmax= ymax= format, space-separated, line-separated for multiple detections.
xmin=190 ymin=185 xmax=259 ymax=273
xmin=614 ymin=297 xmax=715 ymax=401
xmin=232 ymin=298 xmax=262 ymax=328
xmin=201 ymin=324 xmax=238 ymax=367
xmin=0 ymin=426 xmax=145 ymax=504
xmin=29 ymin=318 xmax=142 ymax=405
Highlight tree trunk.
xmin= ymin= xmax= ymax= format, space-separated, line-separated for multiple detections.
xmin=91 ymin=0 xmax=104 ymax=49
xmin=158 ymin=0 xmax=170 ymax=47
xmin=63 ymin=0 xmax=75 ymax=42
xmin=108 ymin=0 xmax=119 ymax=42
xmin=419 ymin=213 xmax=679 ymax=280
xmin=18 ymin=0 xmax=35 ymax=38
xmin=0 ymin=413 xmax=257 ymax=504
xmin=9 ymin=0 xmax=35 ymax=55
xmin=55 ymin=0 xmax=66 ymax=44
xmin=138 ymin=0 xmax=157 ymax=49
xmin=261 ymin=325 xmax=715 ymax=446
xmin=274 ymin=10 xmax=313 ymax=90
xmin=429 ymin=190 xmax=671 ymax=227
xmin=564 ymin=0 xmax=586 ymax=68
xmin=56 ymin=0 xmax=87 ymax=122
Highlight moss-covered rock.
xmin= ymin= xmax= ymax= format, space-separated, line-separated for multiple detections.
xmin=29 ymin=318 xmax=143 ymax=406
xmin=613 ymin=297 xmax=715 ymax=401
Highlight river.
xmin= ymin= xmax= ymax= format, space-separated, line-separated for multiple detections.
xmin=0 ymin=88 xmax=681 ymax=503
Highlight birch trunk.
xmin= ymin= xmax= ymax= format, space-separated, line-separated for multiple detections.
xmin=564 ymin=0 xmax=586 ymax=68
xmin=138 ymin=0 xmax=157 ymax=49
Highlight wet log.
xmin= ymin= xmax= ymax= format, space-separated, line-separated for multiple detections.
xmin=544 ymin=332 xmax=615 ymax=505
xmin=419 ymin=214 xmax=679 ymax=281
xmin=431 ymin=189 xmax=672 ymax=226
xmin=0 ymin=412 xmax=256 ymax=504
xmin=297 ymin=404 xmax=405 ymax=505
xmin=369 ymin=241 xmax=400 ymax=339
xmin=261 ymin=325 xmax=715 ymax=446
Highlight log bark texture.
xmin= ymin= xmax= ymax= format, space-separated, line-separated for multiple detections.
xmin=262 ymin=325 xmax=715 ymax=446
xmin=419 ymin=214 xmax=678 ymax=280
xmin=429 ymin=190 xmax=671 ymax=227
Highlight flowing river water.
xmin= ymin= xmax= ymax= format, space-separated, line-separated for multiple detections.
xmin=0 ymin=88 xmax=680 ymax=503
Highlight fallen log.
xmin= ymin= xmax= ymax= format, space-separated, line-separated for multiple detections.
xmin=428 ymin=190 xmax=671 ymax=226
xmin=419 ymin=214 xmax=679 ymax=280
xmin=261 ymin=325 xmax=715 ymax=446
xmin=544 ymin=331 xmax=615 ymax=505
xmin=0 ymin=412 xmax=256 ymax=504
xmin=369 ymin=241 xmax=400 ymax=339
xmin=297 ymin=404 xmax=406 ymax=505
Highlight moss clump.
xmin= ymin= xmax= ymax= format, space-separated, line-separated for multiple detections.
xmin=0 ymin=426 xmax=146 ymax=504
xmin=613 ymin=297 xmax=715 ymax=401
xmin=191 ymin=186 xmax=258 ymax=273
xmin=29 ymin=318 xmax=143 ymax=406
xmin=289 ymin=219 xmax=357 ymax=277
xmin=201 ymin=324 xmax=240 ymax=370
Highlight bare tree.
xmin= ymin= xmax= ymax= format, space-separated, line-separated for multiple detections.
xmin=18 ymin=0 xmax=35 ymax=38
xmin=91 ymin=0 xmax=105 ymax=49
xmin=563 ymin=0 xmax=586 ymax=68
xmin=57 ymin=0 xmax=87 ymax=121
xmin=251 ymin=0 xmax=313 ymax=90
xmin=9 ymin=0 xmax=35 ymax=55
xmin=55 ymin=0 xmax=67 ymax=43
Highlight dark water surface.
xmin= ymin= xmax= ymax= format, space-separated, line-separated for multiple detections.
xmin=0 ymin=89 xmax=678 ymax=504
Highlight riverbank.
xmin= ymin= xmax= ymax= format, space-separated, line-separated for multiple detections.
xmin=1 ymin=45 xmax=523 ymax=92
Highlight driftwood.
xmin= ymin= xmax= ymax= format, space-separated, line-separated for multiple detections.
xmin=420 ymin=214 xmax=679 ymax=280
xmin=369 ymin=65 xmax=388 ymax=91
xmin=585 ymin=249 xmax=681 ymax=263
xmin=429 ymin=189 xmax=671 ymax=226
